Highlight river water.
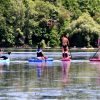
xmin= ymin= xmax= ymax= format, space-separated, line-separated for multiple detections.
xmin=0 ymin=51 xmax=100 ymax=100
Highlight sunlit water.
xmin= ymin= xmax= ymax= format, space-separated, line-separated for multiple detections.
xmin=0 ymin=51 xmax=100 ymax=100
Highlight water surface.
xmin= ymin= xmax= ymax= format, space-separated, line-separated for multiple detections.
xmin=0 ymin=51 xmax=100 ymax=100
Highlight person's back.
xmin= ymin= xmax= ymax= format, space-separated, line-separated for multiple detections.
xmin=62 ymin=36 xmax=69 ymax=46
xmin=37 ymin=48 xmax=43 ymax=57
xmin=61 ymin=34 xmax=70 ymax=58
xmin=36 ymin=44 xmax=46 ymax=59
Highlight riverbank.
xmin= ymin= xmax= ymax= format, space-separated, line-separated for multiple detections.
xmin=1 ymin=47 xmax=98 ymax=52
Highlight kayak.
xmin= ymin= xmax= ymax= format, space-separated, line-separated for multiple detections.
xmin=61 ymin=58 xmax=71 ymax=61
xmin=89 ymin=58 xmax=100 ymax=62
xmin=28 ymin=57 xmax=53 ymax=62
xmin=0 ymin=58 xmax=10 ymax=63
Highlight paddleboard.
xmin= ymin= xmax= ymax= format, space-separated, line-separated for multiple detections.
xmin=28 ymin=57 xmax=53 ymax=62
xmin=61 ymin=58 xmax=71 ymax=61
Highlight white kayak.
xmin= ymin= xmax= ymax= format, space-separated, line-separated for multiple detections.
xmin=0 ymin=58 xmax=10 ymax=63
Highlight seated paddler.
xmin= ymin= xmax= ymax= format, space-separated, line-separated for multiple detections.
xmin=36 ymin=44 xmax=46 ymax=60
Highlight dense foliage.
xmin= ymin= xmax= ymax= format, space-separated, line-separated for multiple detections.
xmin=0 ymin=0 xmax=100 ymax=47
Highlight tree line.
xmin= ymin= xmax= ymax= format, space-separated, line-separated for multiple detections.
xmin=0 ymin=0 xmax=100 ymax=47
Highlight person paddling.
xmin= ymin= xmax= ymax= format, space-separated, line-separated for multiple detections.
xmin=36 ymin=44 xmax=46 ymax=60
xmin=61 ymin=33 xmax=71 ymax=59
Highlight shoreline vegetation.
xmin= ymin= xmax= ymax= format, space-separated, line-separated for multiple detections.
xmin=1 ymin=46 xmax=98 ymax=52
xmin=0 ymin=0 xmax=100 ymax=48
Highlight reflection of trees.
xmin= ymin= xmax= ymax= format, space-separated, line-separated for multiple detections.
xmin=0 ymin=64 xmax=7 ymax=86
xmin=0 ymin=61 xmax=64 ymax=92
xmin=35 ymin=61 xmax=72 ymax=88
xmin=0 ymin=64 xmax=10 ymax=87
xmin=94 ymin=63 xmax=100 ymax=86
xmin=0 ymin=61 xmax=70 ymax=93
xmin=37 ymin=61 xmax=71 ymax=88
xmin=0 ymin=64 xmax=3 ymax=77
xmin=70 ymin=62 xmax=98 ymax=84
xmin=0 ymin=63 xmax=37 ymax=91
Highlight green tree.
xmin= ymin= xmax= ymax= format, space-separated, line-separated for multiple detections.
xmin=62 ymin=0 xmax=82 ymax=19
xmin=78 ymin=0 xmax=100 ymax=16
xmin=66 ymin=13 xmax=100 ymax=47
xmin=0 ymin=0 xmax=26 ymax=47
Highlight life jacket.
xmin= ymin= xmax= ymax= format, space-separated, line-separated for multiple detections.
xmin=37 ymin=49 xmax=43 ymax=57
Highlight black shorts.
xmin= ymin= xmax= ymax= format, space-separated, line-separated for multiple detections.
xmin=62 ymin=53 xmax=68 ymax=58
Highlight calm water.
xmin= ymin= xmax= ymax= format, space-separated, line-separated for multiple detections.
xmin=0 ymin=51 xmax=100 ymax=100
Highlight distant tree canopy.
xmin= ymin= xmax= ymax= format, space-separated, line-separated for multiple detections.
xmin=0 ymin=0 xmax=100 ymax=47
xmin=66 ymin=13 xmax=100 ymax=47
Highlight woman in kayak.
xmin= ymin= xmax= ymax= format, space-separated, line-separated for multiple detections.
xmin=61 ymin=34 xmax=71 ymax=59
xmin=36 ymin=44 xmax=46 ymax=60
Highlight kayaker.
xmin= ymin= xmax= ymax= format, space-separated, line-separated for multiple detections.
xmin=60 ymin=33 xmax=71 ymax=59
xmin=36 ymin=44 xmax=46 ymax=60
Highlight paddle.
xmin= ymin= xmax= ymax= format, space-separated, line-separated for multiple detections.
xmin=90 ymin=48 xmax=100 ymax=59
xmin=68 ymin=46 xmax=72 ymax=59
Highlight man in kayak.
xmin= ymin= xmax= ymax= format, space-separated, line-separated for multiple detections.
xmin=61 ymin=34 xmax=71 ymax=59
xmin=36 ymin=44 xmax=46 ymax=60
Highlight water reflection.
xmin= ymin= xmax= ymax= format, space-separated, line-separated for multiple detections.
xmin=61 ymin=61 xmax=71 ymax=86
xmin=1 ymin=52 xmax=100 ymax=99
xmin=35 ymin=61 xmax=54 ymax=85
xmin=90 ymin=62 xmax=100 ymax=87
xmin=35 ymin=61 xmax=53 ymax=80
xmin=0 ymin=63 xmax=4 ymax=76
